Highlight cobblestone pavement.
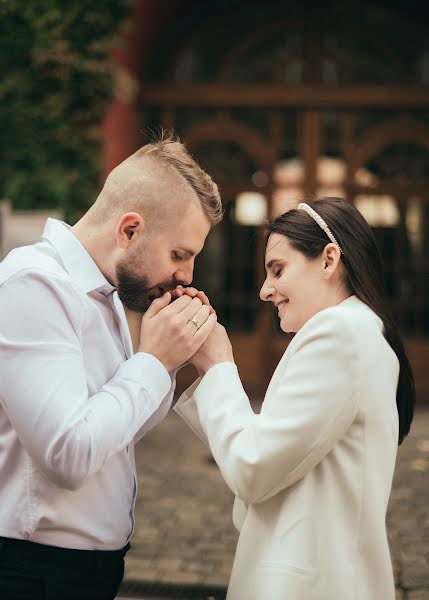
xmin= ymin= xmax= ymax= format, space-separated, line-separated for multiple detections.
xmin=119 ymin=407 xmax=429 ymax=599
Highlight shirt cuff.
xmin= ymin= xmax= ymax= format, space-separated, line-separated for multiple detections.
xmin=115 ymin=352 xmax=171 ymax=400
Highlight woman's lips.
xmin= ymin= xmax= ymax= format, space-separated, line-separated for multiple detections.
xmin=277 ymin=299 xmax=289 ymax=312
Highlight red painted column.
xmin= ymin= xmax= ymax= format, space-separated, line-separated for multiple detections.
xmin=102 ymin=0 xmax=188 ymax=174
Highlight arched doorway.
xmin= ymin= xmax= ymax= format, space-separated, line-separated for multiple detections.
xmin=137 ymin=2 xmax=429 ymax=399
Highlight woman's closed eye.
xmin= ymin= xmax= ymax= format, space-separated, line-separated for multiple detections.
xmin=274 ymin=268 xmax=283 ymax=278
xmin=172 ymin=251 xmax=184 ymax=261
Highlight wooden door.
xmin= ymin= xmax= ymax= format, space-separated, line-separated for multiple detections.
xmin=139 ymin=4 xmax=429 ymax=400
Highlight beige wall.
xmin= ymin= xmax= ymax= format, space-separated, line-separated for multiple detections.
xmin=0 ymin=200 xmax=63 ymax=259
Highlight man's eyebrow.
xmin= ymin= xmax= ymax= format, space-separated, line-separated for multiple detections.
xmin=179 ymin=248 xmax=195 ymax=257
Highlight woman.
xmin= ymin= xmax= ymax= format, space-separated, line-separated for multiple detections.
xmin=174 ymin=198 xmax=415 ymax=600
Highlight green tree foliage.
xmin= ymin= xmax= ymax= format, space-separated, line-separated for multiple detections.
xmin=0 ymin=0 xmax=130 ymax=221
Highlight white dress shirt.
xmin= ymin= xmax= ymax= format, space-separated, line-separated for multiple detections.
xmin=0 ymin=218 xmax=175 ymax=550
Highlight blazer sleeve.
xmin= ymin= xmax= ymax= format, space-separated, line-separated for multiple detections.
xmin=173 ymin=377 xmax=209 ymax=447
xmin=192 ymin=309 xmax=360 ymax=504
xmin=175 ymin=374 xmax=249 ymax=532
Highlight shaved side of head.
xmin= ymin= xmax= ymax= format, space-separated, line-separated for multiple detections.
xmin=85 ymin=134 xmax=222 ymax=233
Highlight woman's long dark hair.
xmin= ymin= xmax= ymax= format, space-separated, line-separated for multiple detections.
xmin=267 ymin=197 xmax=415 ymax=445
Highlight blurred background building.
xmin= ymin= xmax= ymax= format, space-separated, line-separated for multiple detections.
xmin=2 ymin=0 xmax=429 ymax=402
xmin=106 ymin=0 xmax=429 ymax=401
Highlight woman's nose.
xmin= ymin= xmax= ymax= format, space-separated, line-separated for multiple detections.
xmin=260 ymin=280 xmax=274 ymax=302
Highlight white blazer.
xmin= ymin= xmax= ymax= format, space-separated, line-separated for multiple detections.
xmin=175 ymin=296 xmax=400 ymax=600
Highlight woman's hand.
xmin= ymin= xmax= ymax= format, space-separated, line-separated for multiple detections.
xmin=189 ymin=322 xmax=234 ymax=376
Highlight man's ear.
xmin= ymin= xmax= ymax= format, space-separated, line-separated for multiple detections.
xmin=115 ymin=212 xmax=144 ymax=249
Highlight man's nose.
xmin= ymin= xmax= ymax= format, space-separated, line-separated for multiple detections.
xmin=174 ymin=267 xmax=193 ymax=286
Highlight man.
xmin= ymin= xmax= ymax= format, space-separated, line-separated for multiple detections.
xmin=0 ymin=135 xmax=222 ymax=599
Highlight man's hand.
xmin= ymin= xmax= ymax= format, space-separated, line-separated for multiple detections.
xmin=189 ymin=322 xmax=234 ymax=375
xmin=170 ymin=285 xmax=214 ymax=313
xmin=138 ymin=292 xmax=217 ymax=372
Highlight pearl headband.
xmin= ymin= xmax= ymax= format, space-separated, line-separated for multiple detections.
xmin=298 ymin=202 xmax=344 ymax=255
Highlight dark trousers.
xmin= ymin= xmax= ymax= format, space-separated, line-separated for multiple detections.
xmin=0 ymin=536 xmax=129 ymax=600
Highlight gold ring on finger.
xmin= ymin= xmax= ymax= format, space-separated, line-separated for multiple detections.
xmin=189 ymin=317 xmax=200 ymax=329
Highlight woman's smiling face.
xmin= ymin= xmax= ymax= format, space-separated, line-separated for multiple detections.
xmin=260 ymin=233 xmax=333 ymax=333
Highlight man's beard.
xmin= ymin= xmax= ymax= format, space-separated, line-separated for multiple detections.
xmin=116 ymin=262 xmax=175 ymax=312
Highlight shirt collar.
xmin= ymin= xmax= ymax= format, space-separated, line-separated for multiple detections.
xmin=42 ymin=218 xmax=116 ymax=295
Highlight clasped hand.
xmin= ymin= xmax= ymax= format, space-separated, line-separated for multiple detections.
xmin=138 ymin=286 xmax=233 ymax=373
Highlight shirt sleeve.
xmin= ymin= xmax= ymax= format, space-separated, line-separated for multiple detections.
xmin=192 ymin=309 xmax=360 ymax=504
xmin=0 ymin=270 xmax=171 ymax=490
xmin=133 ymin=368 xmax=178 ymax=443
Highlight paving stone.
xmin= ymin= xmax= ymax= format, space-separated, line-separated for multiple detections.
xmin=406 ymin=592 xmax=429 ymax=600
xmin=401 ymin=556 xmax=429 ymax=589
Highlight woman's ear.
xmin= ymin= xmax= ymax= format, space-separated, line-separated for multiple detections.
xmin=322 ymin=243 xmax=341 ymax=279
xmin=115 ymin=212 xmax=144 ymax=249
